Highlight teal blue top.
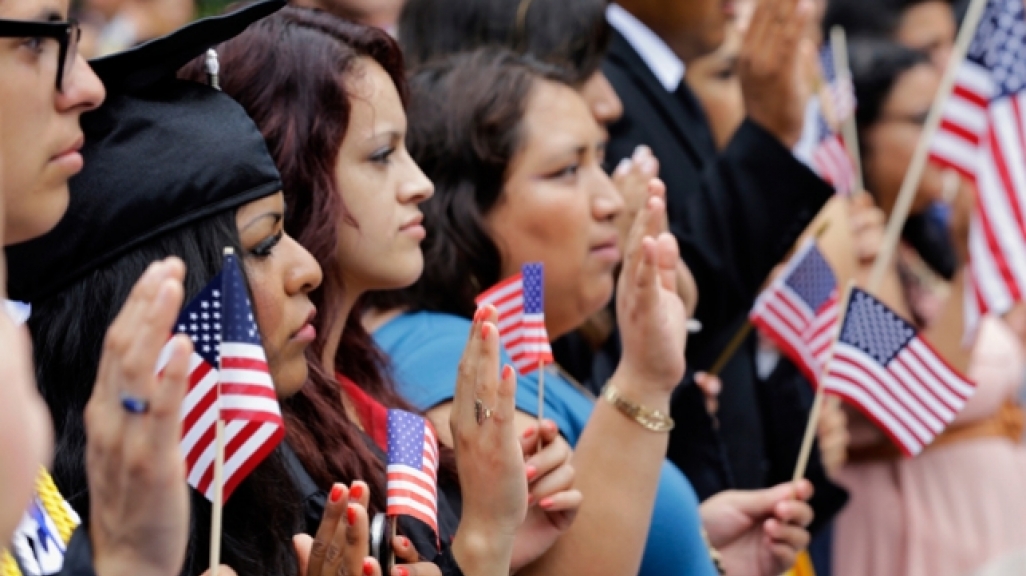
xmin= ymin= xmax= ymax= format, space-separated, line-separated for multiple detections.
xmin=375 ymin=310 xmax=718 ymax=576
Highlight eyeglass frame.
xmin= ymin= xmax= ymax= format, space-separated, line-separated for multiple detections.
xmin=0 ymin=18 xmax=81 ymax=92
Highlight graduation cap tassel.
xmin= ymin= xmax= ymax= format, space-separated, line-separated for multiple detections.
xmin=205 ymin=49 xmax=221 ymax=90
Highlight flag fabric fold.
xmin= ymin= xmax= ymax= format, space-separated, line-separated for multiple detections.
xmin=475 ymin=262 xmax=553 ymax=373
xmin=157 ymin=252 xmax=284 ymax=501
xmin=386 ymin=409 xmax=440 ymax=539
xmin=823 ymin=288 xmax=976 ymax=456
xmin=928 ymin=0 xmax=1026 ymax=332
xmin=750 ymin=239 xmax=840 ymax=385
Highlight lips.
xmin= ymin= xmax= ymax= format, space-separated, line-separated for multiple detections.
xmin=590 ymin=235 xmax=622 ymax=263
xmin=51 ymin=134 xmax=84 ymax=162
xmin=290 ymin=307 xmax=317 ymax=342
xmin=399 ymin=213 xmax=424 ymax=231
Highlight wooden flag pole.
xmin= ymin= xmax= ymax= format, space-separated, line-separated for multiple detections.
xmin=209 ymin=247 xmax=233 ymax=576
xmin=536 ymin=360 xmax=546 ymax=453
xmin=792 ymin=281 xmax=855 ymax=481
xmin=829 ymin=26 xmax=864 ymax=194
xmin=866 ymin=0 xmax=989 ymax=292
xmin=388 ymin=518 xmax=397 ymax=571
xmin=707 ymin=220 xmax=834 ymax=377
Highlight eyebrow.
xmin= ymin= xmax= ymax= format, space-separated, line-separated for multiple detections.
xmin=240 ymin=212 xmax=283 ymax=233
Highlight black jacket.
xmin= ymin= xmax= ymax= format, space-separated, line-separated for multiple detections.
xmin=554 ymin=28 xmax=837 ymax=502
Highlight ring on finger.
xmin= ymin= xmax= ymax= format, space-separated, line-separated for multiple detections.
xmin=119 ymin=392 xmax=150 ymax=414
xmin=474 ymin=399 xmax=494 ymax=425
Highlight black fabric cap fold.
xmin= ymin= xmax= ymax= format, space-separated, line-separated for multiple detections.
xmin=6 ymin=0 xmax=286 ymax=303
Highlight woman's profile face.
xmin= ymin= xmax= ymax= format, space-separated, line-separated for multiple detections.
xmin=0 ymin=0 xmax=105 ymax=245
xmin=863 ymin=62 xmax=944 ymax=216
xmin=236 ymin=192 xmax=323 ymax=398
xmin=485 ymin=79 xmax=624 ymax=340
xmin=685 ymin=23 xmax=743 ymax=150
xmin=332 ymin=57 xmax=434 ymax=297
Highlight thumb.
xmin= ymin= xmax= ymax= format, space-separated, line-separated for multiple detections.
xmin=293 ymin=534 xmax=313 ymax=576
xmin=733 ymin=482 xmax=808 ymax=517
xmin=200 ymin=566 xmax=239 ymax=576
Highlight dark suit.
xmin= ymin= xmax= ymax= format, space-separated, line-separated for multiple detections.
xmin=554 ymin=28 xmax=840 ymax=508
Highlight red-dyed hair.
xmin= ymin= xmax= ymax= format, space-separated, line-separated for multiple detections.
xmin=181 ymin=7 xmax=440 ymax=514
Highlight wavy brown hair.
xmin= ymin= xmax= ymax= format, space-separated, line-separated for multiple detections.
xmin=181 ymin=7 xmax=442 ymax=514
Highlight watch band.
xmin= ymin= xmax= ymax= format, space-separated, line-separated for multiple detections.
xmin=601 ymin=383 xmax=674 ymax=432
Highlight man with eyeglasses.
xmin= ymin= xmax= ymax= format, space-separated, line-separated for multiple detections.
xmin=0 ymin=0 xmax=104 ymax=245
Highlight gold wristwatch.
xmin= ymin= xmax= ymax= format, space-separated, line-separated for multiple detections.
xmin=600 ymin=383 xmax=675 ymax=432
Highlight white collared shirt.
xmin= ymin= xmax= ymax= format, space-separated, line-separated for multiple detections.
xmin=606 ymin=3 xmax=685 ymax=92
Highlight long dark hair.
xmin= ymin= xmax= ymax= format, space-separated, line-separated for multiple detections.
xmin=366 ymin=49 xmax=570 ymax=316
xmin=181 ymin=7 xmax=448 ymax=511
xmin=849 ymin=37 xmax=931 ymax=191
xmin=31 ymin=210 xmax=301 ymax=576
xmin=397 ymin=0 xmax=609 ymax=85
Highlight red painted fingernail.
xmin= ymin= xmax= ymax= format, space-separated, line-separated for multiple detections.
xmin=350 ymin=484 xmax=364 ymax=500
xmin=539 ymin=497 xmax=554 ymax=509
xmin=363 ymin=559 xmax=374 ymax=576
xmin=481 ymin=323 xmax=491 ymax=339
xmin=396 ymin=568 xmax=409 ymax=576
xmin=330 ymin=484 xmax=344 ymax=503
xmin=400 ymin=536 xmax=411 ymax=548
xmin=347 ymin=505 xmax=357 ymax=526
xmin=502 ymin=365 xmax=515 ymax=379
xmin=473 ymin=307 xmax=483 ymax=323
xmin=525 ymin=465 xmax=538 ymax=481
xmin=522 ymin=427 xmax=536 ymax=439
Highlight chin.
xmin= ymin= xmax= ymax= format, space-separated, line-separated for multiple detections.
xmin=272 ymin=362 xmax=310 ymax=400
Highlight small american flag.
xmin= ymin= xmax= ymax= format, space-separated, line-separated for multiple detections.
xmin=386 ymin=410 xmax=439 ymax=538
xmin=158 ymin=253 xmax=284 ymax=501
xmin=928 ymin=0 xmax=1026 ymax=335
xmin=750 ymin=239 xmax=840 ymax=385
xmin=475 ymin=262 xmax=553 ymax=373
xmin=824 ymin=288 xmax=976 ymax=456
xmin=812 ymin=46 xmax=857 ymax=195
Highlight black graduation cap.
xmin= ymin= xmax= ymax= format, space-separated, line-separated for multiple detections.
xmin=5 ymin=0 xmax=286 ymax=303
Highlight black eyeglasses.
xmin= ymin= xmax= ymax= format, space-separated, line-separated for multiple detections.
xmin=0 ymin=18 xmax=81 ymax=92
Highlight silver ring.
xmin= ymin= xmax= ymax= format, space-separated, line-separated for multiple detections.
xmin=119 ymin=393 xmax=150 ymax=414
xmin=474 ymin=399 xmax=493 ymax=425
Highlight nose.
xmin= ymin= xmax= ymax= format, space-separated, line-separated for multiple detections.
xmin=397 ymin=152 xmax=435 ymax=204
xmin=580 ymin=72 xmax=624 ymax=126
xmin=592 ymin=167 xmax=624 ymax=223
xmin=283 ymin=234 xmax=324 ymax=296
xmin=56 ymin=54 xmax=105 ymax=114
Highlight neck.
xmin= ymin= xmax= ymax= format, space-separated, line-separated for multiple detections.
xmin=321 ymin=279 xmax=361 ymax=377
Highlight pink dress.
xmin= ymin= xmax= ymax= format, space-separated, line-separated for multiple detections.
xmin=833 ymin=316 xmax=1026 ymax=576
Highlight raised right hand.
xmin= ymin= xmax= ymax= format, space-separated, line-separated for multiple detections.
xmin=449 ymin=306 xmax=527 ymax=576
xmin=614 ymin=191 xmax=688 ymax=397
xmin=86 ymin=258 xmax=191 ymax=576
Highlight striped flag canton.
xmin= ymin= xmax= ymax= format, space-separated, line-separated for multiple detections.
xmin=174 ymin=273 xmax=223 ymax=366
xmin=784 ymin=245 xmax=837 ymax=314
xmin=968 ymin=0 xmax=1026 ymax=98
xmin=838 ymin=290 xmax=917 ymax=367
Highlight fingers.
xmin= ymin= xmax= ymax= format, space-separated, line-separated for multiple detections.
xmin=308 ymin=483 xmax=348 ymax=576
xmin=528 ymin=462 xmax=575 ymax=506
xmin=620 ymin=194 xmax=663 ymax=296
xmin=474 ymin=309 xmax=502 ymax=420
xmin=293 ymin=534 xmax=314 ymax=576
xmin=523 ymin=422 xmax=566 ymax=483
xmin=392 ymin=562 xmax=443 ymax=576
xmin=452 ymin=306 xmax=486 ymax=438
xmin=764 ymin=517 xmax=811 ymax=552
xmin=536 ymin=489 xmax=583 ymax=514
xmin=393 ymin=535 xmax=420 ymax=564
xmin=328 ymin=502 xmax=370 ymax=576
xmin=149 ymin=334 xmax=192 ymax=452
xmin=774 ymin=497 xmax=814 ymax=529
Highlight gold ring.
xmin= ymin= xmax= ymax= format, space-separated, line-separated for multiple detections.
xmin=475 ymin=399 xmax=493 ymax=425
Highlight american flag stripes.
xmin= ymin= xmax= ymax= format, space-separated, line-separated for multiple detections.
xmin=823 ymin=288 xmax=976 ymax=456
xmin=929 ymin=0 xmax=1026 ymax=330
xmin=386 ymin=410 xmax=439 ymax=538
xmin=475 ymin=262 xmax=553 ymax=373
xmin=812 ymin=46 xmax=858 ymax=195
xmin=750 ymin=239 xmax=840 ymax=385
xmin=157 ymin=253 xmax=284 ymax=501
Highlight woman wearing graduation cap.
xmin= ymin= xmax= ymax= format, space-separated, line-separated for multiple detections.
xmin=8 ymin=4 xmax=527 ymax=576
xmin=0 ymin=1 xmax=205 ymax=576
